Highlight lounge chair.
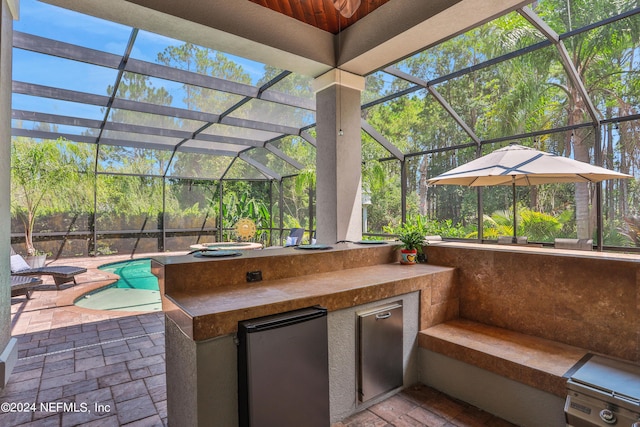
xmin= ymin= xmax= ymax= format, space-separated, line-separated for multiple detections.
xmin=554 ymin=238 xmax=593 ymax=251
xmin=286 ymin=228 xmax=305 ymax=246
xmin=497 ymin=236 xmax=528 ymax=245
xmin=10 ymin=248 xmax=87 ymax=289
xmin=10 ymin=275 xmax=43 ymax=299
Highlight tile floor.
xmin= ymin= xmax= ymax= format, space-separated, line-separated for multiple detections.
xmin=1 ymin=253 xmax=519 ymax=426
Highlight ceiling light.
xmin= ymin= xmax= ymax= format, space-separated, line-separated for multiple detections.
xmin=332 ymin=0 xmax=361 ymax=18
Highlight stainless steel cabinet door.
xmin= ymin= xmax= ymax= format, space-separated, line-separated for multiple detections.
xmin=358 ymin=302 xmax=403 ymax=402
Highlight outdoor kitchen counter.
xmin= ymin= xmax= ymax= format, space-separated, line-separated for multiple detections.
xmin=152 ymin=243 xmax=457 ymax=341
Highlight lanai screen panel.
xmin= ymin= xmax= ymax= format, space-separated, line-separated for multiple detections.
xmin=97 ymin=145 xmax=171 ymax=176
xmin=13 ymin=50 xmax=119 ymax=96
xmin=264 ymin=73 xmax=315 ymax=99
xmin=166 ymin=151 xmax=235 ymax=180
xmin=570 ymin=13 xmax=640 ymax=118
xmin=362 ymin=92 xmax=473 ymax=154
xmin=12 ymin=94 xmax=106 ymax=122
xmin=532 ymin=0 xmax=640 ymax=34
xmin=269 ymin=135 xmax=316 ymax=168
xmin=432 ymin=44 xmax=573 ymax=140
xmin=228 ymin=98 xmax=315 ymax=129
xmin=200 ymin=123 xmax=282 ymax=143
xmin=107 ymin=109 xmax=205 ymax=133
xmin=15 ymin=0 xmax=132 ymax=53
xmin=362 ymin=71 xmax=416 ymax=106
xmin=410 ymin=146 xmax=479 ymax=233
xmin=130 ymin=30 xmax=277 ymax=86
xmin=395 ymin=10 xmax=546 ymax=83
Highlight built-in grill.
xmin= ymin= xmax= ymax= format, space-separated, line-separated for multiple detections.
xmin=565 ymin=355 xmax=640 ymax=427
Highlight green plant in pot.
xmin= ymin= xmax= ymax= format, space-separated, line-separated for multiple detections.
xmin=385 ymin=217 xmax=428 ymax=265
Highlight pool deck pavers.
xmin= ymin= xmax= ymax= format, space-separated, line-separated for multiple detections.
xmin=2 ymin=252 xmax=517 ymax=427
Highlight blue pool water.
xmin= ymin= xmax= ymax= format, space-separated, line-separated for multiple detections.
xmin=74 ymin=258 xmax=161 ymax=312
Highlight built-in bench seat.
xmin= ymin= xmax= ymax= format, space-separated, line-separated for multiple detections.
xmin=418 ymin=319 xmax=590 ymax=397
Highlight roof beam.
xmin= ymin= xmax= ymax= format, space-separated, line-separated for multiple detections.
xmin=299 ymin=130 xmax=317 ymax=148
xmin=111 ymin=98 xmax=219 ymax=123
xmin=360 ymin=119 xmax=404 ymax=161
xmin=13 ymin=81 xmax=110 ymax=106
xmin=220 ymin=116 xmax=300 ymax=136
xmin=238 ymin=153 xmax=282 ymax=181
xmin=12 ymin=128 xmax=97 ymax=144
xmin=264 ymin=143 xmax=305 ymax=170
xmin=12 ymin=110 xmax=102 ymax=129
xmin=13 ymin=31 xmax=122 ymax=68
xmin=194 ymin=133 xmax=264 ymax=148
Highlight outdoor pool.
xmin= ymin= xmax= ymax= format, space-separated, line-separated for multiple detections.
xmin=74 ymin=258 xmax=161 ymax=312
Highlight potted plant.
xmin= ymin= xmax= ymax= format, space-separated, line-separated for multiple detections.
xmin=385 ymin=217 xmax=428 ymax=265
xmin=396 ymin=226 xmax=426 ymax=265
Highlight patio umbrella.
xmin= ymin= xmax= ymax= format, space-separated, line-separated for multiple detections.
xmin=427 ymin=143 xmax=632 ymax=242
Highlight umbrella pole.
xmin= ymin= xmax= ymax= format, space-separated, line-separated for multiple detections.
xmin=512 ymin=176 xmax=517 ymax=244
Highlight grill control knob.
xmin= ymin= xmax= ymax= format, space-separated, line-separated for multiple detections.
xmin=599 ymin=409 xmax=616 ymax=424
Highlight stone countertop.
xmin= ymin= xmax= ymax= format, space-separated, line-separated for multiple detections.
xmin=427 ymin=240 xmax=640 ymax=263
xmin=155 ymin=244 xmax=454 ymax=341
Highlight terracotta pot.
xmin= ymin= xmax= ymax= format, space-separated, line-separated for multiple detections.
xmin=400 ymin=248 xmax=418 ymax=265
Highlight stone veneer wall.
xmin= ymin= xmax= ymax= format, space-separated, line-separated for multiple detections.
xmin=425 ymin=244 xmax=639 ymax=362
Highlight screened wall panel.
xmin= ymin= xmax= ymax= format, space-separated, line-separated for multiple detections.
xmin=95 ymin=175 xmax=162 ymax=232
xmin=410 ymin=146 xmax=479 ymax=238
xmin=97 ymin=145 xmax=170 ymax=175
xmin=362 ymin=91 xmax=474 ymax=154
xmin=164 ymin=179 xmax=219 ymax=251
xmin=361 ymin=155 xmax=402 ymax=235
xmin=601 ymin=120 xmax=640 ymax=247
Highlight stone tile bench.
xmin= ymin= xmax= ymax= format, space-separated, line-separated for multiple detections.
xmin=418 ymin=318 xmax=590 ymax=397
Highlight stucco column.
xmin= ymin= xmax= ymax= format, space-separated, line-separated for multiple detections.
xmin=0 ymin=0 xmax=18 ymax=389
xmin=313 ymin=69 xmax=365 ymax=244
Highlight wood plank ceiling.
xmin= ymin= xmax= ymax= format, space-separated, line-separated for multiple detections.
xmin=248 ymin=0 xmax=391 ymax=33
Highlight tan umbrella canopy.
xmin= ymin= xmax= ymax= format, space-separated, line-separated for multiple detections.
xmin=427 ymin=143 xmax=633 ymax=242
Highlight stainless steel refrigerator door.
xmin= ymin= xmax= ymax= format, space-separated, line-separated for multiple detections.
xmin=238 ymin=307 xmax=330 ymax=427
xmin=358 ymin=302 xmax=403 ymax=402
